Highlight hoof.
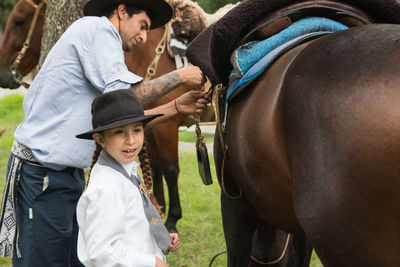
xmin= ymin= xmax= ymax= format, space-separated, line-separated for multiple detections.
xmin=168 ymin=227 xmax=178 ymax=233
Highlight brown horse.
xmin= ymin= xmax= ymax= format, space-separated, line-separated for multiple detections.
xmin=0 ymin=0 xmax=46 ymax=89
xmin=0 ymin=0 xmax=211 ymax=232
xmin=187 ymin=0 xmax=400 ymax=266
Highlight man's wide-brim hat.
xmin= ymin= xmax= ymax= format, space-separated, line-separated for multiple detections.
xmin=83 ymin=0 xmax=173 ymax=29
xmin=76 ymin=89 xmax=163 ymax=140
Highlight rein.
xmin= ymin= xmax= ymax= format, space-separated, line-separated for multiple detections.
xmin=11 ymin=0 xmax=46 ymax=88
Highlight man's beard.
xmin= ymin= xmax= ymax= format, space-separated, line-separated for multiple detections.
xmin=122 ymin=35 xmax=139 ymax=52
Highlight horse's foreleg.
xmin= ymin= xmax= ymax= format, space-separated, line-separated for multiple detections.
xmin=288 ymin=235 xmax=312 ymax=267
xmin=162 ymin=163 xmax=182 ymax=233
xmin=150 ymin=121 xmax=182 ymax=233
xmin=214 ymin=130 xmax=258 ymax=266
xmin=250 ymin=221 xmax=289 ymax=267
xmin=145 ymin=132 xmax=166 ymax=214
xmin=221 ymin=193 xmax=259 ymax=267
xmin=151 ymin=161 xmax=166 ymax=213
xmin=249 ymin=221 xmax=312 ymax=267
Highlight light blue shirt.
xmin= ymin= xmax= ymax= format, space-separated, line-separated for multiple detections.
xmin=14 ymin=16 xmax=143 ymax=170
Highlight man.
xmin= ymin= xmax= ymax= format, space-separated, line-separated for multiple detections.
xmin=0 ymin=0 xmax=208 ymax=266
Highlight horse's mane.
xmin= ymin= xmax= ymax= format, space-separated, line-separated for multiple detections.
xmin=187 ymin=0 xmax=400 ymax=85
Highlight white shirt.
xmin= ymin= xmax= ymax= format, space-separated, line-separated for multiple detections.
xmin=76 ymin=160 xmax=165 ymax=266
xmin=14 ymin=16 xmax=142 ymax=170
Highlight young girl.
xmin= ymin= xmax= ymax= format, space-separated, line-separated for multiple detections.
xmin=76 ymin=89 xmax=179 ymax=267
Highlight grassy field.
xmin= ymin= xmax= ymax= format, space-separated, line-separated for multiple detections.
xmin=0 ymin=94 xmax=323 ymax=266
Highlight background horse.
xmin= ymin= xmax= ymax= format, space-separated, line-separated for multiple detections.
xmin=187 ymin=0 xmax=400 ymax=265
xmin=0 ymin=0 xmax=45 ymax=89
xmin=0 ymin=0 xmax=214 ymax=232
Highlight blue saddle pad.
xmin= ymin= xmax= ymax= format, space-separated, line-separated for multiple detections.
xmin=226 ymin=17 xmax=348 ymax=104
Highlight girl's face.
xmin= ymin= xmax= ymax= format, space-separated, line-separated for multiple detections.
xmin=93 ymin=121 xmax=144 ymax=163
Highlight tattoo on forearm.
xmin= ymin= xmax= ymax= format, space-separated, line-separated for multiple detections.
xmin=132 ymin=72 xmax=181 ymax=106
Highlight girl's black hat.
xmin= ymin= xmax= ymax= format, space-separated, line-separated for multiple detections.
xmin=76 ymin=89 xmax=162 ymax=140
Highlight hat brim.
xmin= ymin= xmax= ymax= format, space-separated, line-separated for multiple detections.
xmin=76 ymin=113 xmax=163 ymax=140
xmin=83 ymin=0 xmax=173 ymax=29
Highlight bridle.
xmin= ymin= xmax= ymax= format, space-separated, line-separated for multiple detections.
xmin=10 ymin=0 xmax=47 ymax=88
xmin=144 ymin=12 xmax=185 ymax=81
xmin=144 ymin=20 xmax=172 ymax=81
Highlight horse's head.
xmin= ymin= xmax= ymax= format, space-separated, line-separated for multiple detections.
xmin=167 ymin=0 xmax=208 ymax=43
xmin=0 ymin=0 xmax=46 ymax=89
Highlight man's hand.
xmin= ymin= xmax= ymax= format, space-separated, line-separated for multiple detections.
xmin=176 ymin=91 xmax=211 ymax=114
xmin=168 ymin=233 xmax=180 ymax=252
xmin=176 ymin=66 xmax=205 ymax=90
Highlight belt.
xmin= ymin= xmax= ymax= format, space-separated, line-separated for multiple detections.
xmin=11 ymin=141 xmax=42 ymax=167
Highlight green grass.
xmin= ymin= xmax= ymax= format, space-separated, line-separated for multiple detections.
xmin=0 ymin=94 xmax=24 ymax=187
xmin=0 ymin=94 xmax=323 ymax=266
xmin=165 ymin=151 xmax=227 ymax=266
xmin=0 ymin=94 xmax=25 ymax=266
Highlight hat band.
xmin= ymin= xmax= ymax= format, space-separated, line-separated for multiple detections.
xmin=97 ymin=114 xmax=144 ymax=127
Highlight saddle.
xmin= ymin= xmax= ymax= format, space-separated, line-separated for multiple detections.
xmin=186 ymin=0 xmax=400 ymax=85
xmin=239 ymin=0 xmax=372 ymax=45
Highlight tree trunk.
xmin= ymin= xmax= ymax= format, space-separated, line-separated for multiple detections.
xmin=38 ymin=0 xmax=88 ymax=68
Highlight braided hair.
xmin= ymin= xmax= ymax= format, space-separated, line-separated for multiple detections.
xmin=86 ymin=143 xmax=102 ymax=188
xmin=138 ymin=142 xmax=165 ymax=217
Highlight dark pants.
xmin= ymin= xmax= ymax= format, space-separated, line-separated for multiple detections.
xmin=7 ymin=154 xmax=85 ymax=267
